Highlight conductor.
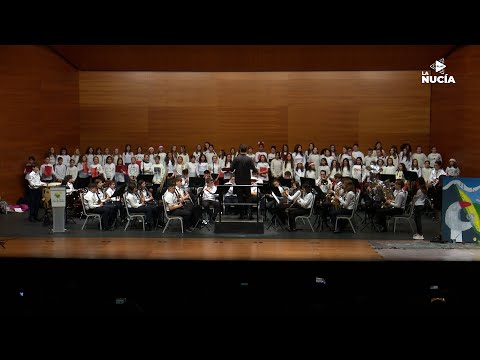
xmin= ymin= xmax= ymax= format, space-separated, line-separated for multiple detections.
xmin=231 ymin=144 xmax=257 ymax=218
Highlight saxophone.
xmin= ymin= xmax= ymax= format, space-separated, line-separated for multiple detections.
xmin=331 ymin=183 xmax=343 ymax=210
xmin=381 ymin=182 xmax=394 ymax=208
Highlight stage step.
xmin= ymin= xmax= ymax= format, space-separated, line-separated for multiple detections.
xmin=214 ymin=215 xmax=264 ymax=234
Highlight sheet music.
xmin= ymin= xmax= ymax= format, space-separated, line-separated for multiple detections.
xmin=272 ymin=191 xmax=280 ymax=204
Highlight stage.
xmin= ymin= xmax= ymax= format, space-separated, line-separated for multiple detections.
xmin=1 ymin=212 xmax=480 ymax=315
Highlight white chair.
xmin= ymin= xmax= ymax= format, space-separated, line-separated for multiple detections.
xmin=162 ymin=194 xmax=184 ymax=233
xmin=293 ymin=203 xmax=316 ymax=232
xmin=80 ymin=192 xmax=102 ymax=230
xmin=123 ymin=193 xmax=146 ymax=231
xmin=335 ymin=191 xmax=360 ymax=234
xmin=392 ymin=199 xmax=415 ymax=234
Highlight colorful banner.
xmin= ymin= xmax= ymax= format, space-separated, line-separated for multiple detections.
xmin=442 ymin=177 xmax=480 ymax=243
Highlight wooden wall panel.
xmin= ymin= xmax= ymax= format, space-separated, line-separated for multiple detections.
xmin=0 ymin=46 xmax=78 ymax=203
xmin=431 ymin=45 xmax=480 ymax=177
xmin=52 ymin=45 xmax=455 ymax=72
xmin=79 ymin=71 xmax=431 ymax=166
xmin=80 ymin=107 xmax=149 ymax=152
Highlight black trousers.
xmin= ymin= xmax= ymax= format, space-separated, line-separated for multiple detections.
xmin=169 ymin=208 xmax=193 ymax=228
xmin=129 ymin=205 xmax=154 ymax=225
xmin=236 ymin=187 xmax=250 ymax=216
xmin=287 ymin=207 xmax=310 ymax=230
xmin=89 ymin=206 xmax=115 ymax=229
xmin=28 ymin=187 xmax=42 ymax=220
xmin=375 ymin=207 xmax=403 ymax=229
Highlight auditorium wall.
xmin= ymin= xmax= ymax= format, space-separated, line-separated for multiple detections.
xmin=430 ymin=45 xmax=480 ymax=177
xmin=0 ymin=45 xmax=79 ymax=203
xmin=79 ymin=71 xmax=430 ymax=159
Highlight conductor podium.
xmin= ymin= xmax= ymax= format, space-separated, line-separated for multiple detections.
xmin=214 ymin=184 xmax=264 ymax=234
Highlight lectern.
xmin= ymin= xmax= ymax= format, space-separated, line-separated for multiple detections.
xmin=50 ymin=186 xmax=67 ymax=233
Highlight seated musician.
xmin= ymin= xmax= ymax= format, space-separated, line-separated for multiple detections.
xmin=315 ymin=170 xmax=333 ymax=221
xmin=427 ymin=160 xmax=446 ymax=188
xmin=273 ymin=181 xmax=301 ymax=225
xmin=224 ymin=175 xmax=238 ymax=211
xmin=26 ymin=163 xmax=47 ymax=222
xmin=61 ymin=175 xmax=76 ymax=195
xmin=315 ymin=170 xmax=332 ymax=199
xmin=265 ymin=177 xmax=284 ymax=211
xmin=125 ymin=183 xmax=155 ymax=231
xmin=287 ymin=183 xmax=314 ymax=232
xmin=138 ymin=178 xmax=158 ymax=222
xmin=374 ymin=179 xmax=407 ymax=232
xmin=104 ymin=179 xmax=125 ymax=221
xmin=163 ymin=181 xmax=194 ymax=231
xmin=83 ymin=182 xmax=115 ymax=231
xmin=244 ymin=175 xmax=263 ymax=219
xmin=201 ymin=177 xmax=221 ymax=222
xmin=331 ymin=180 xmax=356 ymax=233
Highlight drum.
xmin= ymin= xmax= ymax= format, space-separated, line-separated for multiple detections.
xmin=47 ymin=182 xmax=62 ymax=187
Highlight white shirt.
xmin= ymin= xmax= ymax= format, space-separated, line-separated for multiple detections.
xmin=339 ymin=191 xmax=356 ymax=210
xmin=429 ymin=168 xmax=446 ymax=184
xmin=27 ymin=171 xmax=46 ymax=189
xmin=125 ymin=192 xmax=142 ymax=209
xmin=297 ymin=192 xmax=314 ymax=209
xmin=104 ymin=163 xmax=116 ymax=180
xmin=203 ymin=185 xmax=217 ymax=201
xmin=66 ymin=165 xmax=78 ymax=181
xmin=446 ymin=166 xmax=460 ymax=177
xmin=83 ymin=190 xmax=102 ymax=210
xmin=257 ymin=162 xmax=270 ymax=181
xmin=152 ymin=164 xmax=166 ymax=184
xmin=128 ymin=163 xmax=139 ymax=177
xmin=163 ymin=191 xmax=178 ymax=211
xmin=412 ymin=153 xmax=427 ymax=168
xmin=293 ymin=152 xmax=305 ymax=165
xmin=54 ymin=163 xmax=67 ymax=180
xmin=66 ymin=182 xmax=75 ymax=195
xmin=142 ymin=161 xmax=154 ymax=175
xmin=428 ymin=152 xmax=442 ymax=165
xmin=392 ymin=189 xmax=407 ymax=209
xmin=414 ymin=189 xmax=426 ymax=206
xmin=123 ymin=152 xmax=134 ymax=164
xmin=352 ymin=150 xmax=365 ymax=162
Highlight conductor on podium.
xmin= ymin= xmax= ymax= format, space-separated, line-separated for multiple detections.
xmin=231 ymin=144 xmax=257 ymax=218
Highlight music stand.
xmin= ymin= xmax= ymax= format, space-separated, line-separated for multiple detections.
xmin=379 ymin=174 xmax=396 ymax=183
xmin=279 ymin=177 xmax=292 ymax=188
xmin=189 ymin=177 xmax=204 ymax=189
xmin=300 ymin=177 xmax=315 ymax=188
xmin=111 ymin=183 xmax=126 ymax=198
xmin=272 ymin=186 xmax=283 ymax=198
xmin=404 ymin=171 xmax=418 ymax=182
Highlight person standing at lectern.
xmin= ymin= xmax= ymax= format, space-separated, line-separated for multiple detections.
xmin=231 ymin=144 xmax=257 ymax=219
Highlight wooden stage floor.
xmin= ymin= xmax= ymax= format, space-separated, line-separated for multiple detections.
xmin=0 ymin=237 xmax=382 ymax=261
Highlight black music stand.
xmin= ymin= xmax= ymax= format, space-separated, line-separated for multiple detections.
xmin=279 ymin=177 xmax=292 ymax=188
xmin=300 ymin=177 xmax=315 ymax=188
xmin=189 ymin=177 xmax=204 ymax=189
xmin=111 ymin=183 xmax=127 ymax=198
xmin=404 ymin=171 xmax=418 ymax=182
xmin=379 ymin=174 xmax=396 ymax=183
